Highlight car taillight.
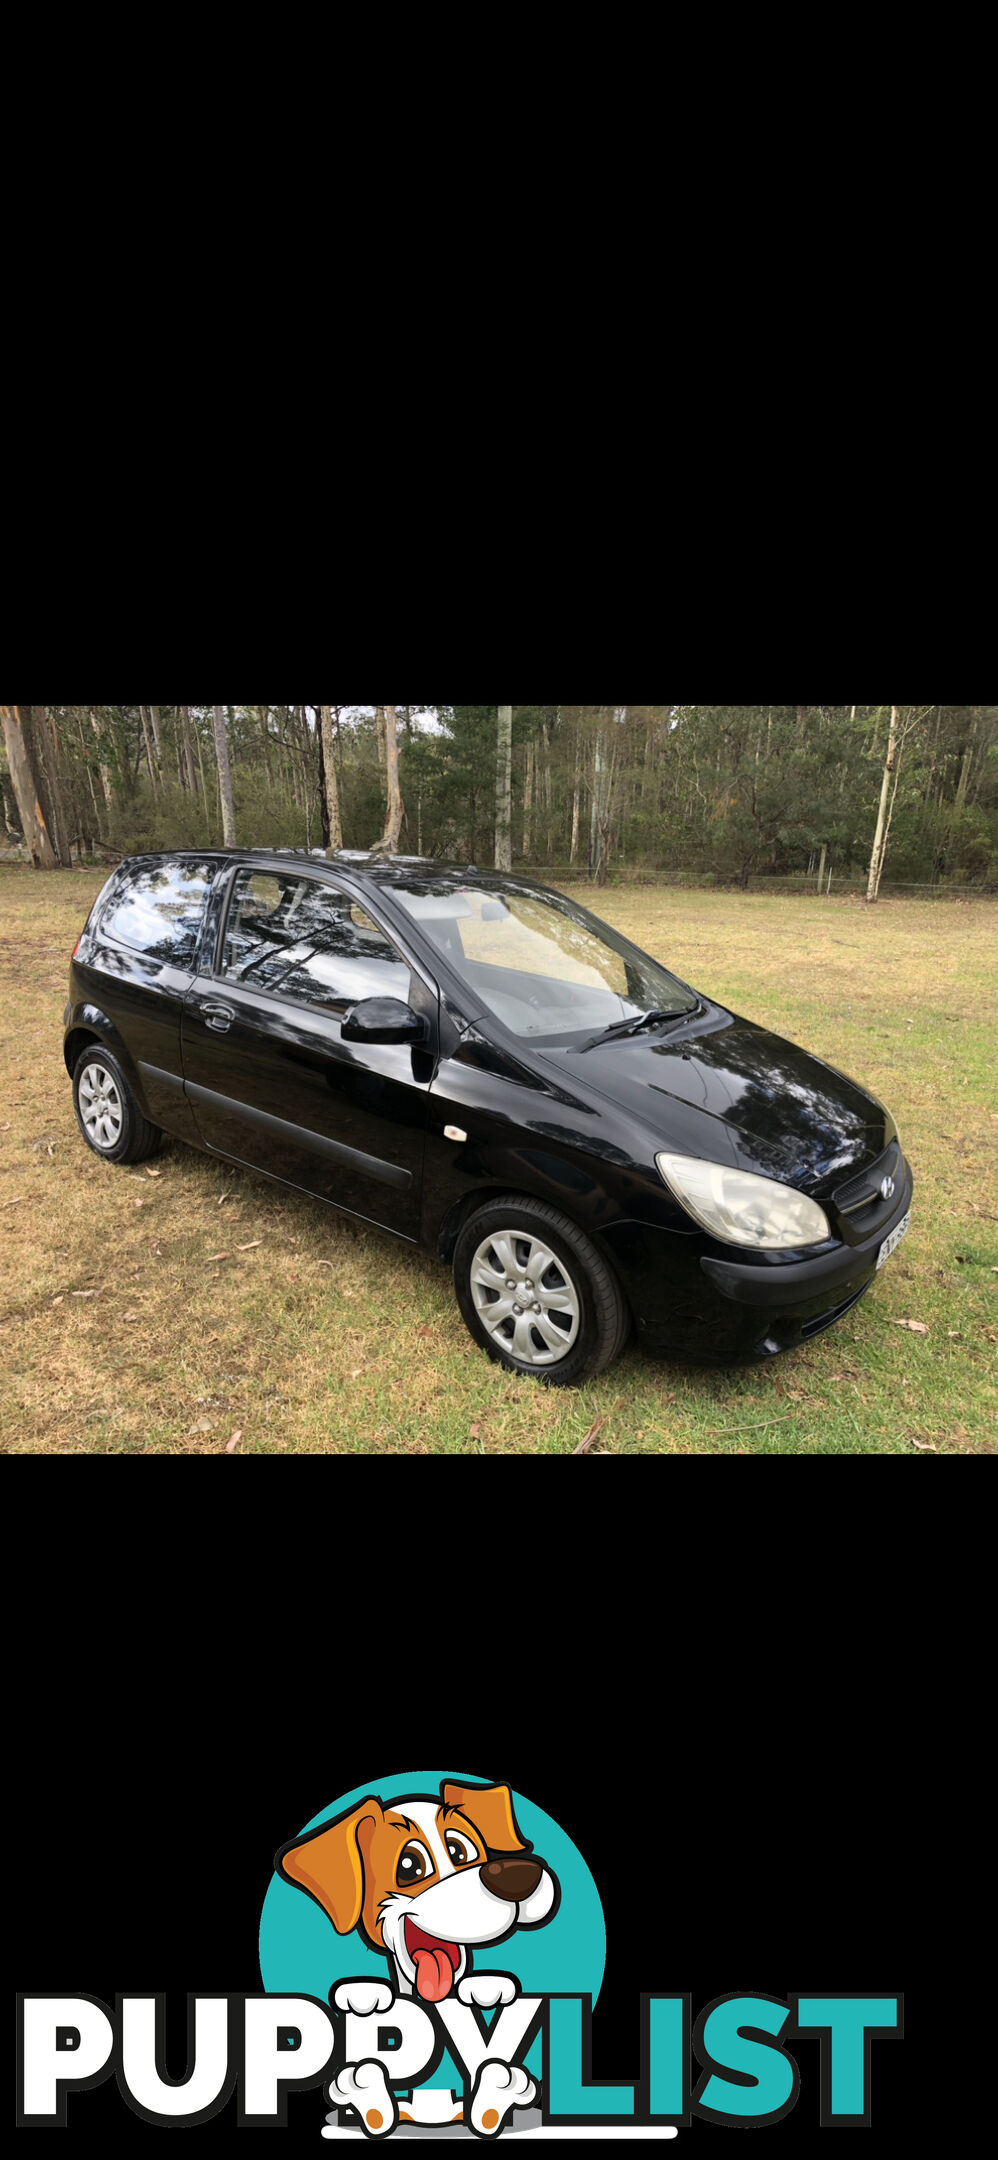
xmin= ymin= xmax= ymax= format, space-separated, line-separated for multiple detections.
xmin=71 ymin=936 xmax=82 ymax=959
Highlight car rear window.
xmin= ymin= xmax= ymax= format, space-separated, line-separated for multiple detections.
xmin=101 ymin=860 xmax=215 ymax=964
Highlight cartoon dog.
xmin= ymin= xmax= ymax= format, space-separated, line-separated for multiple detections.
xmin=276 ymin=1779 xmax=558 ymax=2137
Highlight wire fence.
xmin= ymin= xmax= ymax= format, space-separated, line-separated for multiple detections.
xmin=1 ymin=845 xmax=992 ymax=899
xmin=522 ymin=865 xmax=992 ymax=898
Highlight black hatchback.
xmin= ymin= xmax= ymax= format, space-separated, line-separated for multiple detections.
xmin=64 ymin=850 xmax=913 ymax=1384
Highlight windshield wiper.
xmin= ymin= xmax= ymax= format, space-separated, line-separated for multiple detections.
xmin=580 ymin=1007 xmax=692 ymax=1052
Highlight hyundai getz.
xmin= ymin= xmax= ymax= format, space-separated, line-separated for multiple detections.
xmin=64 ymin=851 xmax=913 ymax=1384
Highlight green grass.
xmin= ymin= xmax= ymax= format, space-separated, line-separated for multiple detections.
xmin=1 ymin=866 xmax=995 ymax=1454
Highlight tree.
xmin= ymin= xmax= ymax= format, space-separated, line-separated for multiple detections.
xmin=381 ymin=705 xmax=404 ymax=852
xmin=495 ymin=705 xmax=512 ymax=870
xmin=212 ymin=704 xmax=237 ymax=846
xmin=866 ymin=707 xmax=926 ymax=902
xmin=321 ymin=704 xmax=343 ymax=852
xmin=0 ymin=705 xmax=66 ymax=867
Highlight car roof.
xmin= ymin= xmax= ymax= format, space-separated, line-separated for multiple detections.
xmin=117 ymin=849 xmax=564 ymax=901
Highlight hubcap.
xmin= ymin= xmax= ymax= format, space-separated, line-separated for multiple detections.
xmin=469 ymin=1230 xmax=580 ymax=1366
xmin=78 ymin=1063 xmax=123 ymax=1149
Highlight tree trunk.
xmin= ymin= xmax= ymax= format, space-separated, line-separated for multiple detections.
xmin=316 ymin=707 xmax=330 ymax=848
xmin=181 ymin=705 xmax=200 ymax=794
xmin=570 ymin=729 xmax=581 ymax=863
xmin=523 ymin=738 xmax=534 ymax=858
xmin=2 ymin=767 xmax=24 ymax=845
xmin=90 ymin=708 xmax=114 ymax=807
xmin=0 ymin=705 xmax=60 ymax=867
xmin=76 ymin=710 xmax=103 ymax=836
xmin=382 ymin=705 xmax=403 ymax=851
xmin=195 ymin=721 xmax=209 ymax=812
xmin=592 ymin=722 xmax=615 ymax=886
xmin=866 ymin=705 xmax=898 ymax=903
xmin=212 ymin=704 xmax=237 ymax=846
xmin=817 ymin=842 xmax=827 ymax=888
xmin=376 ymin=705 xmax=387 ymax=770
xmin=321 ymin=704 xmax=343 ymax=852
xmin=138 ymin=705 xmax=160 ymax=795
xmin=149 ymin=704 xmax=163 ymax=766
xmin=36 ymin=707 xmax=74 ymax=864
xmin=953 ymin=709 xmax=979 ymax=816
xmin=495 ymin=704 xmax=512 ymax=870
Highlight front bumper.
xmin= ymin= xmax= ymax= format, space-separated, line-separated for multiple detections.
xmin=602 ymin=1155 xmax=914 ymax=1363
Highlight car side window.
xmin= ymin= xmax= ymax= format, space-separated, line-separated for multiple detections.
xmin=220 ymin=870 xmax=412 ymax=1014
xmin=101 ymin=860 xmax=215 ymax=965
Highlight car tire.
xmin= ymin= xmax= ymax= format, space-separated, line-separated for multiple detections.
xmin=73 ymin=1044 xmax=163 ymax=1165
xmin=453 ymin=1195 xmax=630 ymax=1386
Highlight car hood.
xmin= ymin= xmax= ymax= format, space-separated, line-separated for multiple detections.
xmin=538 ymin=1003 xmax=893 ymax=1190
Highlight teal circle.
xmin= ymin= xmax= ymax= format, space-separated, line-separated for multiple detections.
xmin=259 ymin=1771 xmax=605 ymax=2091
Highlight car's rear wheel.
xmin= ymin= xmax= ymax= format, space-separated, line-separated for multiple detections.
xmin=73 ymin=1045 xmax=163 ymax=1165
xmin=453 ymin=1196 xmax=630 ymax=1386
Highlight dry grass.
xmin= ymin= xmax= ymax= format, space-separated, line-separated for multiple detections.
xmin=1 ymin=866 xmax=995 ymax=1455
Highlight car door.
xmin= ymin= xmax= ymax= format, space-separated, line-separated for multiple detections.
xmin=180 ymin=865 xmax=435 ymax=1238
xmin=84 ymin=855 xmax=219 ymax=1134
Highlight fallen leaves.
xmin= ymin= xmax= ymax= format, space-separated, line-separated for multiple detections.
xmin=890 ymin=1319 xmax=929 ymax=1334
xmin=237 ymin=1240 xmax=262 ymax=1252
xmin=188 ymin=1417 xmax=214 ymax=1435
xmin=207 ymin=1252 xmax=231 ymax=1263
xmin=225 ymin=1429 xmax=242 ymax=1452
xmin=908 ymin=1436 xmax=938 ymax=1451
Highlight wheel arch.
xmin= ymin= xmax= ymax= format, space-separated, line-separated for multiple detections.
xmin=64 ymin=1012 xmax=150 ymax=1115
xmin=435 ymin=1183 xmax=635 ymax=1322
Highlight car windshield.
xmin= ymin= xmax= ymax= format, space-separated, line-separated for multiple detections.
xmin=393 ymin=879 xmax=697 ymax=1043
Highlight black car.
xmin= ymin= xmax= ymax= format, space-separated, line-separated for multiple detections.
xmin=64 ymin=851 xmax=913 ymax=1385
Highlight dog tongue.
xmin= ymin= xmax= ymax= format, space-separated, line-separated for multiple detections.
xmin=413 ymin=1947 xmax=455 ymax=2003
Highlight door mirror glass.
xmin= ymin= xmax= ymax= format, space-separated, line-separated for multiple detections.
xmin=341 ymin=996 xmax=425 ymax=1044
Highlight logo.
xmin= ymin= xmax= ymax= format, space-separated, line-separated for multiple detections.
xmin=880 ymin=1175 xmax=895 ymax=1200
xmin=16 ymin=1772 xmax=903 ymax=2137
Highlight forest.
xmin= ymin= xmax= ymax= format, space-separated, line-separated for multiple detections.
xmin=2 ymin=704 xmax=995 ymax=896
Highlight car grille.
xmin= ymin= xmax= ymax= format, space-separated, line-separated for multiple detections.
xmin=830 ymin=1139 xmax=904 ymax=1245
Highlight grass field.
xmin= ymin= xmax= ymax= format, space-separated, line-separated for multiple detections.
xmin=1 ymin=866 xmax=995 ymax=1455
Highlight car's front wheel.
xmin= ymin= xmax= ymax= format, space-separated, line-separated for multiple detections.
xmin=453 ymin=1196 xmax=630 ymax=1386
xmin=73 ymin=1045 xmax=163 ymax=1165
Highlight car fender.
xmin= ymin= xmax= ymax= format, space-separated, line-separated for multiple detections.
xmin=63 ymin=1001 xmax=155 ymax=1119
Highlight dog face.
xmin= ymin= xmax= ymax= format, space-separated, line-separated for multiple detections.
xmin=277 ymin=1781 xmax=557 ymax=2003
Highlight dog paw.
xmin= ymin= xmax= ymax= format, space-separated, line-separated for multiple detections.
xmin=457 ymin=1973 xmax=518 ymax=2009
xmin=329 ymin=2060 xmax=398 ymax=2138
xmin=331 ymin=1980 xmax=394 ymax=2017
xmin=469 ymin=2058 xmax=535 ymax=2136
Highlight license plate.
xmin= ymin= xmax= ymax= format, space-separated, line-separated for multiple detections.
xmin=876 ymin=1210 xmax=911 ymax=1269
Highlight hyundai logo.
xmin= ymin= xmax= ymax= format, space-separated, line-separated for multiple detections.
xmin=880 ymin=1175 xmax=895 ymax=1201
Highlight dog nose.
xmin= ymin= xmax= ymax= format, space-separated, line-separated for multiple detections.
xmin=479 ymin=1853 xmax=542 ymax=1902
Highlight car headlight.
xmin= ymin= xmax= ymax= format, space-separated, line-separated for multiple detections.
xmin=656 ymin=1152 xmax=831 ymax=1249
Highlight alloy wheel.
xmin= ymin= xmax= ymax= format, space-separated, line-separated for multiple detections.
xmin=469 ymin=1228 xmax=581 ymax=1365
xmin=78 ymin=1063 xmax=123 ymax=1149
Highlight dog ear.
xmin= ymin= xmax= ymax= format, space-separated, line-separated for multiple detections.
xmin=441 ymin=1781 xmax=529 ymax=1853
xmin=276 ymin=1797 xmax=384 ymax=1933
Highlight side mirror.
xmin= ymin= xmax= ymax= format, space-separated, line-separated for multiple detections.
xmin=340 ymin=996 xmax=426 ymax=1045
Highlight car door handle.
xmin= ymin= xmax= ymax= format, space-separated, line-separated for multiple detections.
xmin=202 ymin=1002 xmax=235 ymax=1032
